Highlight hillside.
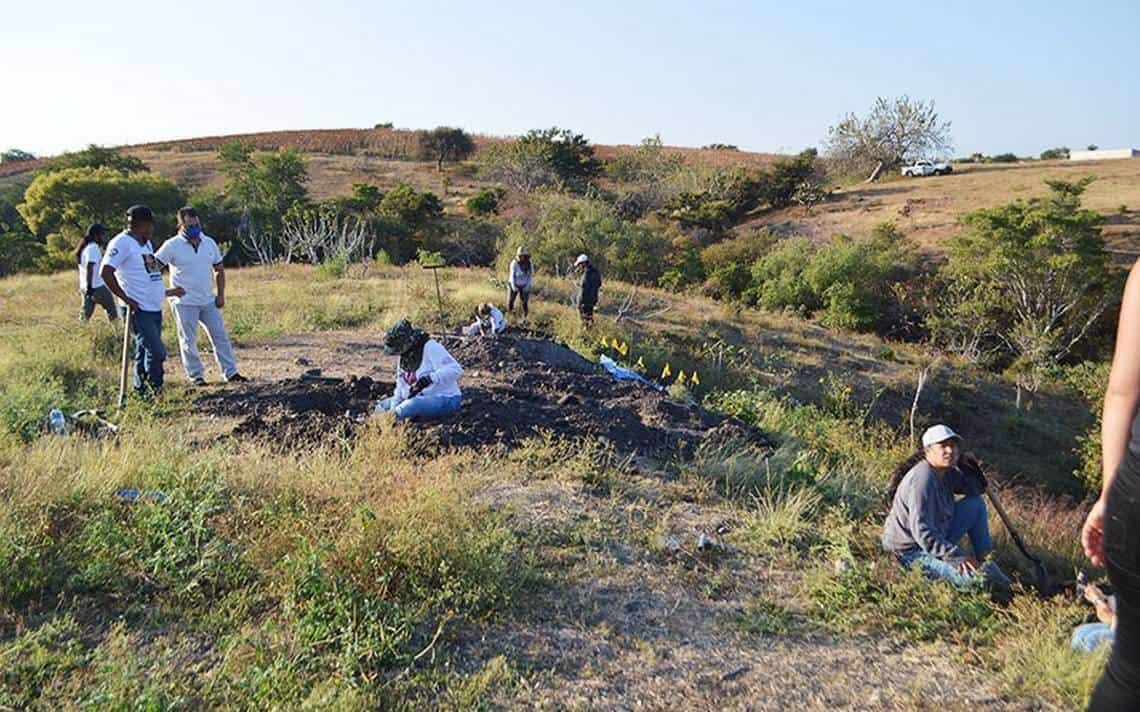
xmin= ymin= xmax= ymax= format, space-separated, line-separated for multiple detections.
xmin=0 ymin=263 xmax=1107 ymax=708
xmin=6 ymin=128 xmax=1135 ymax=261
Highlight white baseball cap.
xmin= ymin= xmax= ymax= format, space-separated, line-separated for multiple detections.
xmin=574 ymin=254 xmax=589 ymax=266
xmin=921 ymin=424 xmax=961 ymax=448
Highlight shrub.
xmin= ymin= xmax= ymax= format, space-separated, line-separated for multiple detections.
xmin=746 ymin=237 xmax=816 ymax=313
xmin=605 ymin=135 xmax=683 ymax=183
xmin=42 ymin=145 xmax=148 ymax=174
xmin=989 ymin=153 xmax=1019 ymax=163
xmin=379 ymin=184 xmax=443 ymax=226
xmin=497 ymin=192 xmax=667 ymax=283
xmin=466 ymin=187 xmax=506 ymax=216
xmin=699 ymin=228 xmax=777 ymax=276
xmin=1040 ymin=147 xmax=1070 ymax=160
xmin=479 ymin=127 xmax=599 ymax=193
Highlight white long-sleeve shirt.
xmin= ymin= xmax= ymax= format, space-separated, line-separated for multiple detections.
xmin=393 ymin=339 xmax=463 ymax=402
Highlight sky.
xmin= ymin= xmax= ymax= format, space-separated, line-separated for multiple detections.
xmin=2 ymin=0 xmax=1137 ymax=157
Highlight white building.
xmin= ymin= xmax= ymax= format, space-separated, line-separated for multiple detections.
xmin=1069 ymin=148 xmax=1139 ymax=161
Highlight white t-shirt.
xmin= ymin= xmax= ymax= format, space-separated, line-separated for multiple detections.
xmin=100 ymin=232 xmax=166 ymax=312
xmin=78 ymin=242 xmax=104 ymax=290
xmin=155 ymin=234 xmax=223 ymax=306
xmin=393 ymin=339 xmax=463 ymax=402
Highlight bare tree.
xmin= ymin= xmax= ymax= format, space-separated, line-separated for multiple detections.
xmin=825 ymin=96 xmax=953 ymax=181
xmin=239 ymin=222 xmax=276 ymax=265
xmin=281 ymin=208 xmax=372 ymax=266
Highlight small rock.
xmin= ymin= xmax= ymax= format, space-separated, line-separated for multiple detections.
xmin=294 ymin=357 xmax=312 ymax=366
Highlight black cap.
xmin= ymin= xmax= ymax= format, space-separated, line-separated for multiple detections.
xmin=86 ymin=223 xmax=108 ymax=238
xmin=126 ymin=204 xmax=154 ymax=223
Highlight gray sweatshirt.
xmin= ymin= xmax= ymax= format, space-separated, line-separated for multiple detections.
xmin=881 ymin=460 xmax=983 ymax=563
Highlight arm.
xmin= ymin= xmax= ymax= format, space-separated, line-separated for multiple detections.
xmin=424 ymin=341 xmax=462 ymax=388
xmin=85 ymin=262 xmax=95 ymax=294
xmin=214 ymin=264 xmax=226 ymax=307
xmin=101 ymin=265 xmax=138 ymax=312
xmin=1084 ymin=260 xmax=1140 ymax=565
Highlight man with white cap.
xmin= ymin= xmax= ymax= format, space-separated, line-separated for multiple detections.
xmin=882 ymin=424 xmax=1012 ymax=591
xmin=574 ymin=253 xmax=601 ymax=325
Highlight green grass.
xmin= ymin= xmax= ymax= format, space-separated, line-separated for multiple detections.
xmin=0 ymin=264 xmax=1112 ymax=708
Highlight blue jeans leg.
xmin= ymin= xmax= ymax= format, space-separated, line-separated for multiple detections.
xmin=131 ymin=310 xmax=166 ymax=395
xmin=899 ymin=551 xmax=979 ymax=588
xmin=945 ymin=494 xmax=995 ymax=558
xmin=1072 ymin=622 xmax=1115 ymax=654
xmin=383 ymin=394 xmax=461 ymax=421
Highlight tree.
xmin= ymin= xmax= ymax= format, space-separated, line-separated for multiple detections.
xmin=217 ymin=141 xmax=309 ymax=261
xmin=379 ymin=184 xmax=442 ymax=226
xmin=824 ymin=96 xmax=953 ymax=181
xmin=479 ymin=127 xmax=600 ymax=194
xmin=43 ymin=144 xmax=148 ymax=174
xmin=1040 ymin=147 xmax=1070 ymax=160
xmin=417 ymin=127 xmax=476 ymax=170
xmin=936 ymin=178 xmax=1112 ymax=397
xmin=17 ymin=167 xmax=184 ymax=268
xmin=1 ymin=148 xmax=35 ymax=164
xmin=466 ymin=187 xmax=506 ymax=216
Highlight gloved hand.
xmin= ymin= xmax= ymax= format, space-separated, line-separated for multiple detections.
xmin=958 ymin=452 xmax=988 ymax=492
xmin=409 ymin=373 xmax=433 ymax=397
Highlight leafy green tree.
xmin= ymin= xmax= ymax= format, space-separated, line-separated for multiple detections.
xmin=662 ymin=168 xmax=766 ymax=232
xmin=497 ymin=193 xmax=665 ymax=282
xmin=517 ymin=127 xmax=600 ymax=186
xmin=217 ymin=141 xmax=309 ymax=261
xmin=18 ymin=167 xmax=184 ymax=268
xmin=605 ymin=135 xmax=683 ymax=183
xmin=936 ymin=178 xmax=1112 ymax=394
xmin=417 ymin=127 xmax=476 ymax=170
xmin=1039 ymin=147 xmax=1070 ymax=160
xmin=764 ymin=149 xmax=820 ymax=209
xmin=0 ymin=178 xmax=41 ymax=275
xmin=379 ymin=185 xmax=442 ymax=226
xmin=43 ymin=144 xmax=148 ymax=174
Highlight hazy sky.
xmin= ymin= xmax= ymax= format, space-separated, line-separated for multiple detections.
xmin=2 ymin=0 xmax=1137 ymax=157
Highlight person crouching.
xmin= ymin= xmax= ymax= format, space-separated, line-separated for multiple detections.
xmin=464 ymin=303 xmax=505 ymax=337
xmin=374 ymin=319 xmax=462 ymax=420
xmin=882 ymin=424 xmax=1012 ymax=593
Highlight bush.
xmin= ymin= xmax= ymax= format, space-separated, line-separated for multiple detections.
xmin=42 ymin=145 xmax=148 ymax=174
xmin=746 ymin=237 xmax=817 ymax=313
xmin=466 ymin=187 xmax=506 ymax=216
xmin=417 ymin=126 xmax=476 ymax=170
xmin=700 ymin=228 xmax=777 ymax=276
xmin=379 ymin=184 xmax=443 ymax=226
xmin=497 ymin=192 xmax=666 ymax=283
xmin=989 ymin=153 xmax=1019 ymax=163
xmin=479 ymin=127 xmax=599 ymax=193
xmin=1040 ymin=147 xmax=1070 ymax=160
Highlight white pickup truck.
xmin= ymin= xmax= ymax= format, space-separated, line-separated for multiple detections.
xmin=901 ymin=160 xmax=953 ymax=177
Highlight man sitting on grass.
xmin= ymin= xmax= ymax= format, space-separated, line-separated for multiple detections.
xmin=373 ymin=319 xmax=463 ymax=421
xmin=882 ymin=424 xmax=1012 ymax=594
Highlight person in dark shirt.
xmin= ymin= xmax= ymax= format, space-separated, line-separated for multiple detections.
xmin=574 ymin=253 xmax=601 ymax=325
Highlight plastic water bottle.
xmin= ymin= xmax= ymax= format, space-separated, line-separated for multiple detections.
xmin=49 ymin=406 xmax=68 ymax=436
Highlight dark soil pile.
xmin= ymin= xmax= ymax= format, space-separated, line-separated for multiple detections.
xmin=195 ymin=336 xmax=775 ymax=458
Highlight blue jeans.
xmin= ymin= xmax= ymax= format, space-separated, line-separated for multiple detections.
xmin=1072 ymin=622 xmax=1115 ymax=654
xmin=375 ymin=394 xmax=461 ymax=421
xmin=129 ymin=310 xmax=166 ymax=395
xmin=899 ymin=495 xmax=997 ymax=587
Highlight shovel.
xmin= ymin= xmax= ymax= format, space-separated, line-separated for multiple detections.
xmin=985 ymin=488 xmax=1052 ymax=596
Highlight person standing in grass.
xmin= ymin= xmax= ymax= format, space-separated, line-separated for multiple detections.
xmin=76 ymin=223 xmax=117 ymax=322
xmin=1083 ymin=259 xmax=1140 ymax=709
xmin=100 ymin=205 xmax=183 ymax=397
xmin=374 ymin=319 xmax=462 ymax=420
xmin=155 ymin=207 xmax=246 ymax=386
xmin=882 ymin=425 xmax=1011 ymax=592
xmin=574 ymin=253 xmax=601 ymax=325
xmin=507 ymin=246 xmax=534 ymax=317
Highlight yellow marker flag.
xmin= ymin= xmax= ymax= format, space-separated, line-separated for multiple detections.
xmin=599 ymin=336 xmax=609 ymax=348
xmin=611 ymin=337 xmax=620 ymax=350
xmin=618 ymin=341 xmax=628 ymax=356
xmin=691 ymin=371 xmax=701 ymax=385
xmin=677 ymin=370 xmax=687 ymax=383
xmin=661 ymin=362 xmax=672 ymax=378
xmin=635 ymin=356 xmax=645 ymax=370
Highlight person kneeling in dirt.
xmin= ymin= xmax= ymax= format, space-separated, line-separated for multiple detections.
xmin=374 ymin=319 xmax=463 ymax=421
xmin=463 ymin=303 xmax=505 ymax=337
xmin=882 ymin=425 xmax=1012 ymax=594
xmin=1072 ymin=577 xmax=1117 ymax=654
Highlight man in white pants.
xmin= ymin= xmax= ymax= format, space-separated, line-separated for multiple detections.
xmin=155 ymin=207 xmax=247 ymax=386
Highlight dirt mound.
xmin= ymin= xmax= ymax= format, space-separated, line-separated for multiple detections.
xmin=195 ymin=376 xmax=391 ymax=448
xmin=195 ymin=336 xmax=775 ymax=459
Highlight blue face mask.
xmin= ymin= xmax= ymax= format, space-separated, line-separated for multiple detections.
xmin=184 ymin=225 xmax=203 ymax=238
